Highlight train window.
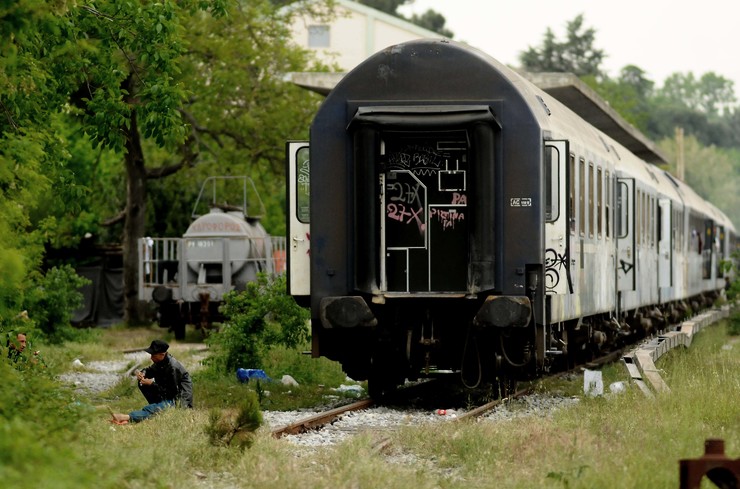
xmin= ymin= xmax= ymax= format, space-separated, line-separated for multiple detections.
xmin=643 ymin=193 xmax=647 ymax=245
xmin=605 ymin=171 xmax=611 ymax=239
xmin=588 ymin=162 xmax=594 ymax=238
xmin=673 ymin=209 xmax=678 ymax=251
xmin=642 ymin=192 xmax=647 ymax=245
xmin=636 ymin=190 xmax=642 ymax=244
xmin=597 ymin=167 xmax=603 ymax=239
xmin=569 ymin=155 xmax=576 ymax=234
xmin=545 ymin=146 xmax=559 ymax=222
xmin=295 ymin=146 xmax=310 ymax=223
xmin=617 ymin=181 xmax=628 ymax=239
xmin=651 ymin=197 xmax=656 ymax=248
xmin=648 ymin=195 xmax=652 ymax=247
xmin=579 ymin=158 xmax=585 ymax=236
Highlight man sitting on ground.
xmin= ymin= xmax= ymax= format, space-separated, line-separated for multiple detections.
xmin=7 ymin=330 xmax=44 ymax=368
xmin=111 ymin=340 xmax=193 ymax=424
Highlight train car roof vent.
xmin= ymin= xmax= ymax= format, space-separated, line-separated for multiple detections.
xmin=610 ymin=144 xmax=621 ymax=160
xmin=347 ymin=105 xmax=501 ymax=130
xmin=536 ymin=95 xmax=551 ymax=116
xmin=663 ymin=170 xmax=681 ymax=188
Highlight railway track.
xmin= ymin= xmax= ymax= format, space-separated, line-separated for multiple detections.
xmin=271 ymin=399 xmax=375 ymax=438
xmin=272 ymin=344 xmax=648 ymax=438
xmin=268 ymin=306 xmax=732 ymax=443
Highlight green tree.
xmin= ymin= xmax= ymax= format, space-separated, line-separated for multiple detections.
xmin=3 ymin=0 xmax=329 ymax=326
xmin=409 ymin=10 xmax=453 ymax=38
xmin=0 ymin=0 xmax=87 ymax=318
xmin=520 ymin=14 xmax=605 ymax=78
xmin=358 ymin=0 xmax=411 ymax=14
xmin=587 ymin=65 xmax=655 ymax=132
xmin=357 ymin=0 xmax=453 ymax=37
xmin=647 ymin=72 xmax=738 ymax=148
xmin=658 ymin=72 xmax=736 ymax=116
xmin=658 ymin=135 xmax=740 ymax=226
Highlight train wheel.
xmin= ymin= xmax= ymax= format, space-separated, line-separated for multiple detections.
xmin=368 ymin=372 xmax=396 ymax=401
xmin=367 ymin=352 xmax=405 ymax=401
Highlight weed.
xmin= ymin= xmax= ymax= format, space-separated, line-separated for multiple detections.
xmin=205 ymin=390 xmax=263 ymax=449
xmin=546 ymin=465 xmax=590 ymax=488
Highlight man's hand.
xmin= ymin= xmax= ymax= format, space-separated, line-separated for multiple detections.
xmin=135 ymin=370 xmax=154 ymax=386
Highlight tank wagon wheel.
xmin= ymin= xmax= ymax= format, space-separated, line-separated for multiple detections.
xmin=172 ymin=319 xmax=186 ymax=341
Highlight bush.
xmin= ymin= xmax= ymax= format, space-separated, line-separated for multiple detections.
xmin=0 ymin=248 xmax=26 ymax=319
xmin=22 ymin=265 xmax=90 ymax=344
xmin=0 ymin=359 xmax=98 ymax=487
xmin=728 ymin=311 xmax=740 ymax=336
xmin=206 ymin=274 xmax=310 ymax=374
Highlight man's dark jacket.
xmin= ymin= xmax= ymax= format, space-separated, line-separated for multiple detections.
xmin=142 ymin=353 xmax=193 ymax=408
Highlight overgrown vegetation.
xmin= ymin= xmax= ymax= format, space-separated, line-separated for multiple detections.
xmin=21 ymin=265 xmax=91 ymax=343
xmin=206 ymin=390 xmax=263 ymax=449
xmin=3 ymin=315 xmax=735 ymax=488
xmin=0 ymin=357 xmax=102 ymax=487
xmin=205 ymin=274 xmax=310 ymax=374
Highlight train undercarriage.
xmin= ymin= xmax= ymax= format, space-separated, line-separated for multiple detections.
xmin=326 ymin=291 xmax=721 ymax=399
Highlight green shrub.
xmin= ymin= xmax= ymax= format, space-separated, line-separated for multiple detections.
xmin=22 ymin=265 xmax=90 ymax=344
xmin=263 ymin=344 xmax=346 ymax=386
xmin=0 ymin=359 xmax=98 ymax=487
xmin=728 ymin=311 xmax=740 ymax=336
xmin=206 ymin=274 xmax=309 ymax=373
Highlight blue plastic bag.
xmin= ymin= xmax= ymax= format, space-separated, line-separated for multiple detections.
xmin=236 ymin=368 xmax=271 ymax=383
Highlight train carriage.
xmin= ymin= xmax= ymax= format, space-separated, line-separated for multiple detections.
xmin=286 ymin=39 xmax=734 ymax=397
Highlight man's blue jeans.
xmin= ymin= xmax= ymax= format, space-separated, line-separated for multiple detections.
xmin=128 ymin=399 xmax=175 ymax=423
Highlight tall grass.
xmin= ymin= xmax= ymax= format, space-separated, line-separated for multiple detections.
xmin=6 ymin=321 xmax=737 ymax=488
xmin=397 ymin=322 xmax=739 ymax=488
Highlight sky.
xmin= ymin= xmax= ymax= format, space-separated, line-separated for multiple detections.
xmin=398 ymin=0 xmax=740 ymax=91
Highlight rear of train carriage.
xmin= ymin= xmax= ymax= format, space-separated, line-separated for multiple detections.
xmin=286 ymin=39 xmax=733 ymax=394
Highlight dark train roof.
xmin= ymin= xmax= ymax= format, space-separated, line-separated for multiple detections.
xmin=285 ymin=65 xmax=668 ymax=165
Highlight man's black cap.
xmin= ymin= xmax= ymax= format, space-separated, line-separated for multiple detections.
xmin=144 ymin=339 xmax=169 ymax=354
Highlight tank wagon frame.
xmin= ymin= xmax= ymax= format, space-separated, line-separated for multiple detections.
xmin=139 ymin=176 xmax=286 ymax=338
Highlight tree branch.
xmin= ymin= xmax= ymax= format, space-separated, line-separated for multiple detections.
xmin=102 ymin=209 xmax=126 ymax=227
xmin=145 ymin=131 xmax=200 ymax=180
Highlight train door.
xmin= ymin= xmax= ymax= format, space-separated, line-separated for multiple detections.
xmin=380 ymin=131 xmax=469 ymax=293
xmin=544 ymin=140 xmax=572 ymax=294
xmin=658 ymin=199 xmax=673 ymax=290
xmin=616 ymin=178 xmax=636 ymax=292
xmin=286 ymin=142 xmax=311 ymax=298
